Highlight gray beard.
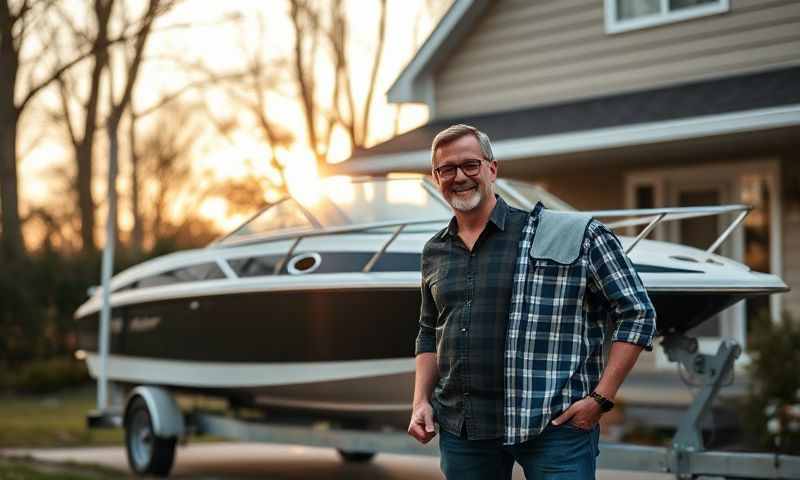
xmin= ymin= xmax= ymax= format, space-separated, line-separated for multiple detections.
xmin=448 ymin=188 xmax=482 ymax=212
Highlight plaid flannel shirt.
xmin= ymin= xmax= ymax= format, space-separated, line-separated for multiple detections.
xmin=504 ymin=202 xmax=656 ymax=445
xmin=416 ymin=196 xmax=528 ymax=440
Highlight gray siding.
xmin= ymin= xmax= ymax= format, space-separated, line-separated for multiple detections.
xmin=434 ymin=0 xmax=800 ymax=118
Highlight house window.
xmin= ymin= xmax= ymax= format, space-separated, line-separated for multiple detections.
xmin=605 ymin=0 xmax=729 ymax=34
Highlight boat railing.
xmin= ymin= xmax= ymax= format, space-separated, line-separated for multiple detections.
xmin=253 ymin=218 xmax=451 ymax=274
xmin=588 ymin=204 xmax=752 ymax=255
xmin=217 ymin=204 xmax=751 ymax=272
xmin=352 ymin=204 xmax=751 ymax=268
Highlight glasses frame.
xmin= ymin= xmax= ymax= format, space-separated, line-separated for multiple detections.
xmin=433 ymin=159 xmax=488 ymax=181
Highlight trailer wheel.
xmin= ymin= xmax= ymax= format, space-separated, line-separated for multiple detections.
xmin=125 ymin=396 xmax=176 ymax=477
xmin=337 ymin=449 xmax=376 ymax=463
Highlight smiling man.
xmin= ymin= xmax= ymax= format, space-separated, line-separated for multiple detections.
xmin=408 ymin=124 xmax=656 ymax=480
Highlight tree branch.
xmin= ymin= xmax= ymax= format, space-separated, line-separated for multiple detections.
xmin=56 ymin=76 xmax=78 ymax=148
xmin=16 ymin=31 xmax=132 ymax=113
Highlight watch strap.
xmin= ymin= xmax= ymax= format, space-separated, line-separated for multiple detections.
xmin=589 ymin=391 xmax=614 ymax=412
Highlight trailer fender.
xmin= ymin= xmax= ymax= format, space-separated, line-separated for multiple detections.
xmin=126 ymin=386 xmax=184 ymax=438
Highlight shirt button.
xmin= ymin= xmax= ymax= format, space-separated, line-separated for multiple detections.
xmin=464 ymin=392 xmax=470 ymax=397
xmin=461 ymin=327 xmax=468 ymax=333
xmin=465 ymin=300 xmax=471 ymax=307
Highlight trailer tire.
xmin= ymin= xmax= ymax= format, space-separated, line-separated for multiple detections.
xmin=337 ymin=449 xmax=376 ymax=463
xmin=125 ymin=396 xmax=176 ymax=477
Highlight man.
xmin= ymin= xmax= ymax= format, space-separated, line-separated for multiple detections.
xmin=408 ymin=124 xmax=656 ymax=480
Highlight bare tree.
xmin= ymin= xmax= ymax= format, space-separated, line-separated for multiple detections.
xmin=104 ymin=0 xmax=169 ymax=253
xmin=288 ymin=0 xmax=326 ymax=167
xmin=134 ymin=100 xmax=205 ymax=246
xmin=55 ymin=0 xmax=114 ymax=254
xmin=54 ymin=0 xmax=174 ymax=254
xmin=216 ymin=13 xmax=295 ymax=192
xmin=287 ymin=0 xmax=388 ymax=170
xmin=126 ymin=61 xmax=249 ymax=253
xmin=0 ymin=0 xmax=105 ymax=261
xmin=329 ymin=0 xmax=387 ymax=150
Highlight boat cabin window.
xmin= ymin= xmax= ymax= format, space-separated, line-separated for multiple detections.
xmin=229 ymin=255 xmax=283 ymax=277
xmin=137 ymin=262 xmax=225 ymax=288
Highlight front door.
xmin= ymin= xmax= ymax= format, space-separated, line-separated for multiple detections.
xmin=626 ymin=160 xmax=781 ymax=368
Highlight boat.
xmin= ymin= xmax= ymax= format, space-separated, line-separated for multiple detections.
xmin=74 ymin=175 xmax=788 ymax=429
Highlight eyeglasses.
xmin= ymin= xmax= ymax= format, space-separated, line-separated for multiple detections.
xmin=433 ymin=159 xmax=485 ymax=181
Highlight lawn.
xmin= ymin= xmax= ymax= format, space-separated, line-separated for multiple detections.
xmin=0 ymin=458 xmax=128 ymax=480
xmin=0 ymin=386 xmax=123 ymax=448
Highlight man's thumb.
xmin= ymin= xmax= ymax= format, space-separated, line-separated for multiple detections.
xmin=424 ymin=409 xmax=435 ymax=432
xmin=552 ymin=407 xmax=571 ymax=426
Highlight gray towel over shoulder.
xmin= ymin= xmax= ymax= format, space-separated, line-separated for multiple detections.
xmin=530 ymin=210 xmax=593 ymax=264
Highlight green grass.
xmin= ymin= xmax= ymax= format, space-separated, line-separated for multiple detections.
xmin=0 ymin=386 xmax=123 ymax=448
xmin=0 ymin=458 xmax=128 ymax=480
xmin=0 ymin=385 xmax=230 ymax=448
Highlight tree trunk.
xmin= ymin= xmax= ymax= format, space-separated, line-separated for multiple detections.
xmin=129 ymin=112 xmax=143 ymax=254
xmin=75 ymin=0 xmax=114 ymax=254
xmin=0 ymin=2 xmax=25 ymax=261
xmin=76 ymin=140 xmax=96 ymax=253
xmin=0 ymin=111 xmax=24 ymax=262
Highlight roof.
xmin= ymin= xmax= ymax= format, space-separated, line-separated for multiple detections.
xmin=386 ymin=0 xmax=490 ymax=103
xmin=335 ymin=65 xmax=800 ymax=174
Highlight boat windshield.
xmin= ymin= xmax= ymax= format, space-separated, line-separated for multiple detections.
xmin=216 ymin=177 xmax=453 ymax=245
xmin=494 ymin=179 xmax=575 ymax=211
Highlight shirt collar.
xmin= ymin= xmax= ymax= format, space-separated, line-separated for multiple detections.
xmin=531 ymin=200 xmax=545 ymax=219
xmin=440 ymin=195 xmax=510 ymax=240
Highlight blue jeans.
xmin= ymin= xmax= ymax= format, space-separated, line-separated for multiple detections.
xmin=438 ymin=423 xmax=600 ymax=480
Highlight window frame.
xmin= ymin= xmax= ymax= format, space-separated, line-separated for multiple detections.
xmin=604 ymin=0 xmax=730 ymax=34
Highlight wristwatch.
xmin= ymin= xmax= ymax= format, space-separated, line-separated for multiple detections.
xmin=588 ymin=391 xmax=615 ymax=412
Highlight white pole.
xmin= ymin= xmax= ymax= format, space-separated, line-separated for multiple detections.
xmin=97 ymin=124 xmax=119 ymax=412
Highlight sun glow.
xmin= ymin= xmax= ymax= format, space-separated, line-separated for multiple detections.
xmin=199 ymin=197 xmax=248 ymax=232
xmin=388 ymin=178 xmax=428 ymax=206
xmin=323 ymin=176 xmax=356 ymax=205
xmin=284 ymin=150 xmax=322 ymax=206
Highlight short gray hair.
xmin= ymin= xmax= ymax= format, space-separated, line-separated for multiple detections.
xmin=430 ymin=124 xmax=494 ymax=167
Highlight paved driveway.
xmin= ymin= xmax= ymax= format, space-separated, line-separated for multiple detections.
xmin=3 ymin=443 xmax=674 ymax=479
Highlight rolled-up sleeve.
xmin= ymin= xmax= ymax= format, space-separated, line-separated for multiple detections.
xmin=587 ymin=221 xmax=656 ymax=350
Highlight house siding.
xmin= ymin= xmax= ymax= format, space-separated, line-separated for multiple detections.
xmin=781 ymin=158 xmax=800 ymax=318
xmin=434 ymin=0 xmax=800 ymax=119
xmin=530 ymin=171 xmax=625 ymax=211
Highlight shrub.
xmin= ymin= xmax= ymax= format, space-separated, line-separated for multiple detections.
xmin=742 ymin=312 xmax=800 ymax=454
xmin=8 ymin=357 xmax=91 ymax=394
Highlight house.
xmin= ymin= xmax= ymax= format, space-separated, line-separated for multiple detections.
xmin=335 ymin=0 xmax=800 ymax=415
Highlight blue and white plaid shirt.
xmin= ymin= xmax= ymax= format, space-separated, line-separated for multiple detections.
xmin=504 ymin=202 xmax=656 ymax=445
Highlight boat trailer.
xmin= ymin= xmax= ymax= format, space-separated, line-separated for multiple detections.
xmin=87 ymin=332 xmax=800 ymax=479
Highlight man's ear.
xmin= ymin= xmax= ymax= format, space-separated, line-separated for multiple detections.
xmin=431 ymin=169 xmax=440 ymax=186
xmin=487 ymin=160 xmax=498 ymax=181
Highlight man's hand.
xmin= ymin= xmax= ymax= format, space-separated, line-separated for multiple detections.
xmin=408 ymin=401 xmax=437 ymax=443
xmin=551 ymin=397 xmax=603 ymax=431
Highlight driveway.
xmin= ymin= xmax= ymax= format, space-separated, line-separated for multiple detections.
xmin=3 ymin=442 xmax=674 ymax=479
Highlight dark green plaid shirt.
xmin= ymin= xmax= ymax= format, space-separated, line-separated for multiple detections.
xmin=416 ymin=195 xmax=527 ymax=440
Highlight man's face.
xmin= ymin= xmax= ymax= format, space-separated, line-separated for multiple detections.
xmin=432 ymin=134 xmax=497 ymax=212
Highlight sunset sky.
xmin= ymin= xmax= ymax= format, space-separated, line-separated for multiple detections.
xmin=18 ymin=0 xmax=446 ymax=243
